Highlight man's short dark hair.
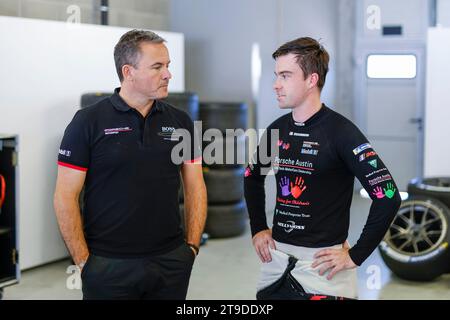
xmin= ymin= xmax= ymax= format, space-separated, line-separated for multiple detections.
xmin=114 ymin=29 xmax=166 ymax=82
xmin=272 ymin=37 xmax=329 ymax=91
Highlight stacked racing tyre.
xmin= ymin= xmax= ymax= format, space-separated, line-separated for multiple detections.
xmin=80 ymin=92 xmax=113 ymax=108
xmin=379 ymin=195 xmax=450 ymax=281
xmin=163 ymin=92 xmax=199 ymax=121
xmin=407 ymin=177 xmax=450 ymax=275
xmin=407 ymin=177 xmax=450 ymax=208
xmin=169 ymin=93 xmax=201 ymax=230
xmin=199 ymin=102 xmax=248 ymax=238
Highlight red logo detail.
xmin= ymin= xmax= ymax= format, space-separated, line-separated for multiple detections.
xmin=290 ymin=176 xmax=306 ymax=199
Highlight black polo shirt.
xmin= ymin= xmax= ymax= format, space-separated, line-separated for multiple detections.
xmin=58 ymin=88 xmax=201 ymax=258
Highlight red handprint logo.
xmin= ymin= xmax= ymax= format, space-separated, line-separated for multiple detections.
xmin=372 ymin=186 xmax=385 ymax=199
xmin=290 ymin=176 xmax=307 ymax=199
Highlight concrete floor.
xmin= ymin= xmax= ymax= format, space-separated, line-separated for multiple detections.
xmin=3 ymin=195 xmax=450 ymax=300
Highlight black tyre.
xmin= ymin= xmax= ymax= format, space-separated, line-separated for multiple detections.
xmin=199 ymin=102 xmax=248 ymax=133
xmin=205 ymin=201 xmax=248 ymax=238
xmin=408 ymin=177 xmax=450 ymax=209
xmin=80 ymin=92 xmax=113 ymax=109
xmin=203 ymin=166 xmax=244 ymax=204
xmin=180 ymin=167 xmax=244 ymax=203
xmin=202 ymin=134 xmax=247 ymax=168
xmin=163 ymin=92 xmax=199 ymax=120
xmin=378 ymin=196 xmax=450 ymax=281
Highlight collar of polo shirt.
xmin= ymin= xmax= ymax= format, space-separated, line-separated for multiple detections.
xmin=110 ymin=87 xmax=164 ymax=113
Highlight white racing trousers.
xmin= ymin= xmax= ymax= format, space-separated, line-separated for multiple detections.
xmin=256 ymin=241 xmax=358 ymax=299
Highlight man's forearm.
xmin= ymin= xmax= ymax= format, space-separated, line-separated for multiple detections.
xmin=244 ymin=175 xmax=269 ymax=236
xmin=54 ymin=195 xmax=89 ymax=265
xmin=184 ymin=182 xmax=207 ymax=246
xmin=348 ymin=192 xmax=402 ymax=266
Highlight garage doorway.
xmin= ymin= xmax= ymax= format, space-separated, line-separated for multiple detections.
xmin=355 ymin=45 xmax=425 ymax=190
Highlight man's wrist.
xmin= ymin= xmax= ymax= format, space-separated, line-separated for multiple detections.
xmin=76 ymin=254 xmax=89 ymax=270
xmin=187 ymin=243 xmax=199 ymax=256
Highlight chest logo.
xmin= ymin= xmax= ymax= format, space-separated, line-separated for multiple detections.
xmin=158 ymin=126 xmax=181 ymax=141
xmin=278 ymin=140 xmax=290 ymax=150
xmin=279 ymin=176 xmax=307 ymax=199
xmin=104 ymin=127 xmax=132 ymax=135
xmin=301 ymin=141 xmax=319 ymax=156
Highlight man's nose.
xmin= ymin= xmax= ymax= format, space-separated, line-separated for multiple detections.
xmin=273 ymin=80 xmax=281 ymax=91
xmin=163 ymin=69 xmax=172 ymax=80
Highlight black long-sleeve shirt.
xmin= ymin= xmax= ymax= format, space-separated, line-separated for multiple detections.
xmin=244 ymin=105 xmax=401 ymax=266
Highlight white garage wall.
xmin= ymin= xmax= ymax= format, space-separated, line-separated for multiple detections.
xmin=424 ymin=27 xmax=450 ymax=177
xmin=170 ymin=0 xmax=338 ymax=216
xmin=437 ymin=0 xmax=450 ymax=27
xmin=0 ymin=16 xmax=185 ymax=269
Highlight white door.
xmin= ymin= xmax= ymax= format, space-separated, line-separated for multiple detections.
xmin=355 ymin=45 xmax=425 ymax=190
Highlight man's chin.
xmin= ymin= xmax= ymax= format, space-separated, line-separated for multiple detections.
xmin=157 ymin=89 xmax=169 ymax=99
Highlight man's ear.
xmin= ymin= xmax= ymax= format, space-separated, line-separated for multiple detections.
xmin=122 ymin=64 xmax=133 ymax=82
xmin=309 ymin=73 xmax=319 ymax=89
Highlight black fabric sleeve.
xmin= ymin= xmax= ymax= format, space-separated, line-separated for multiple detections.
xmin=57 ymin=110 xmax=90 ymax=171
xmin=244 ymin=126 xmax=276 ymax=236
xmin=337 ymin=122 xmax=402 ymax=266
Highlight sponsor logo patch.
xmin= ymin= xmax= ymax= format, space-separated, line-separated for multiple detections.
xmin=158 ymin=126 xmax=181 ymax=141
xmin=104 ymin=127 xmax=133 ymax=135
xmin=365 ymin=167 xmax=387 ymax=178
xmin=372 ymin=183 xmax=396 ymax=199
xmin=277 ymin=140 xmax=290 ymax=150
xmin=277 ymin=220 xmax=305 ymax=233
xmin=302 ymin=141 xmax=319 ymax=148
xmin=289 ymin=132 xmax=310 ymax=137
xmin=352 ymin=143 xmax=371 ymax=155
xmin=368 ymin=174 xmax=392 ymax=186
xmin=277 ymin=197 xmax=310 ymax=207
xmin=301 ymin=141 xmax=320 ymax=156
xmin=368 ymin=159 xmax=378 ymax=168
xmin=161 ymin=126 xmax=176 ymax=133
xmin=359 ymin=150 xmax=377 ymax=162
xmin=301 ymin=148 xmax=319 ymax=156
xmin=59 ymin=149 xmax=71 ymax=157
